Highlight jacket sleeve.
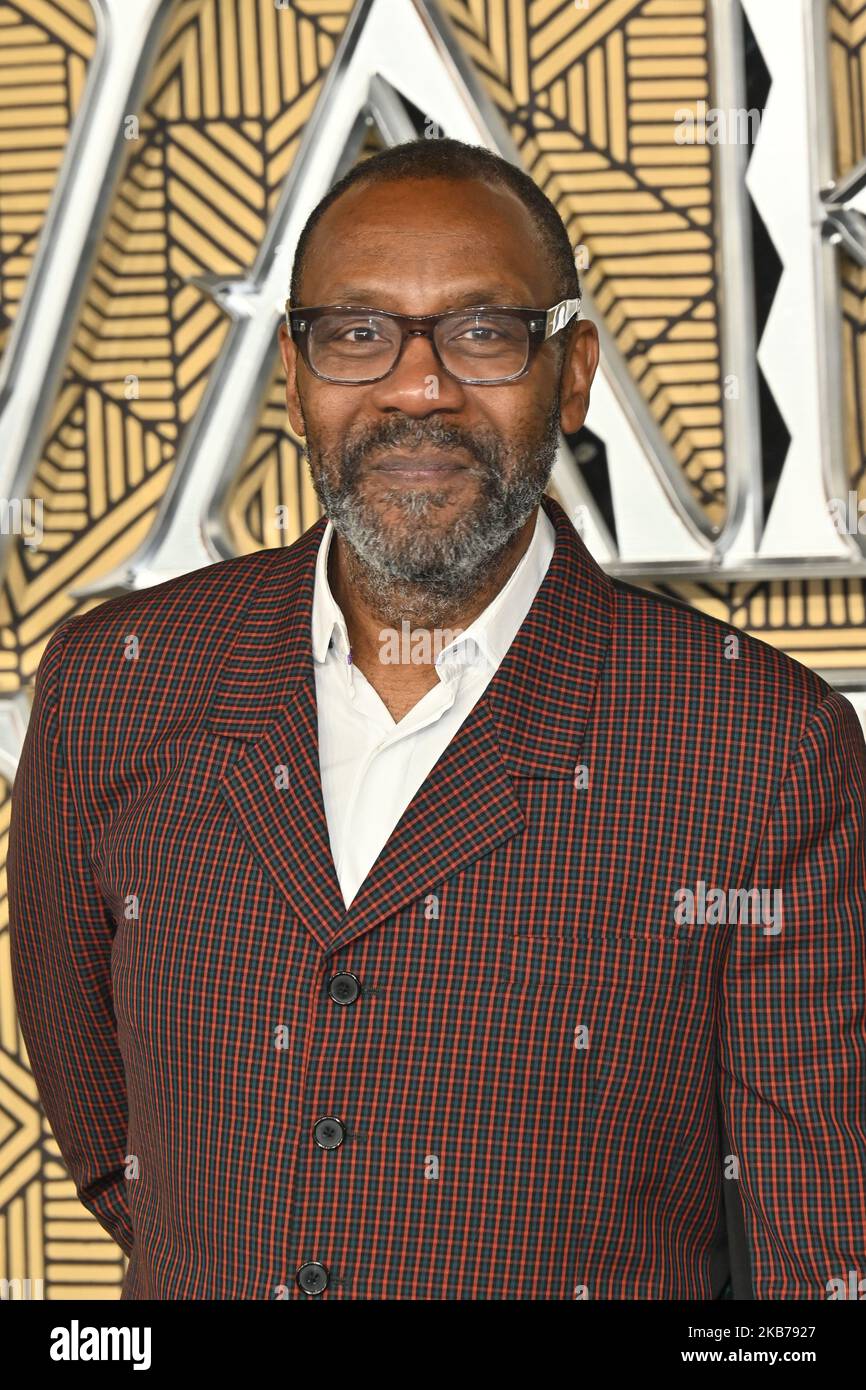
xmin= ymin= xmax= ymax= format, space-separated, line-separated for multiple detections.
xmin=718 ymin=688 xmax=866 ymax=1298
xmin=8 ymin=621 xmax=133 ymax=1258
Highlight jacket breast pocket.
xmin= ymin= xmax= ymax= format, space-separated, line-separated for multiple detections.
xmin=508 ymin=915 xmax=697 ymax=950
xmin=502 ymin=928 xmax=697 ymax=1014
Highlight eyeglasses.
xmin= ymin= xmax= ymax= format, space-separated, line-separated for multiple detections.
xmin=284 ymin=297 xmax=581 ymax=385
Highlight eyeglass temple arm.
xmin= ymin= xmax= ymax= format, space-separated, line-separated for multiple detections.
xmin=544 ymin=298 xmax=581 ymax=338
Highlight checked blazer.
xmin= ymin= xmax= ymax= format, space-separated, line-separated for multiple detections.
xmin=9 ymin=491 xmax=866 ymax=1300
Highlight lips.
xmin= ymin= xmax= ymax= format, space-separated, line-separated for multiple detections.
xmin=368 ymin=448 xmax=469 ymax=472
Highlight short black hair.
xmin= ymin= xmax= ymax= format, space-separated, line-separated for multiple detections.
xmin=289 ymin=136 xmax=581 ymax=317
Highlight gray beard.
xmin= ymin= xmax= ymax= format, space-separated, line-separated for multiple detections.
xmin=304 ymin=398 xmax=561 ymax=621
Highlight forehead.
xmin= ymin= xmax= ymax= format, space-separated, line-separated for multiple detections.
xmin=299 ymin=176 xmax=554 ymax=309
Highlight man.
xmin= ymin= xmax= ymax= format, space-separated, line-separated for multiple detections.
xmin=9 ymin=137 xmax=866 ymax=1300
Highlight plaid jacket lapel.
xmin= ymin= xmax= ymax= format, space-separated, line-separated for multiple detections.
xmin=203 ymin=492 xmax=615 ymax=955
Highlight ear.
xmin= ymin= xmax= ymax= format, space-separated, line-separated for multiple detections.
xmin=559 ymin=320 xmax=599 ymax=435
xmin=278 ymin=322 xmax=306 ymax=438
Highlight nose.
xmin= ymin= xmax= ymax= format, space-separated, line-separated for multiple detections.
xmin=366 ymin=329 xmax=465 ymax=414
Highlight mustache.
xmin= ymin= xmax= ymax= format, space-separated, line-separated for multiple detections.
xmin=341 ymin=420 xmax=501 ymax=480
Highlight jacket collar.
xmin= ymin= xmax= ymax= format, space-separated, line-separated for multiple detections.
xmin=203 ymin=491 xmax=615 ymax=779
xmin=204 ymin=492 xmax=615 ymax=951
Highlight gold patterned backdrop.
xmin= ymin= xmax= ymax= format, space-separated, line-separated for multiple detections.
xmin=1 ymin=0 xmax=864 ymax=1298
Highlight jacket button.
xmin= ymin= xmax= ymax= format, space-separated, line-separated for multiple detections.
xmin=296 ymin=1261 xmax=328 ymax=1295
xmin=328 ymin=972 xmax=360 ymax=1004
xmin=313 ymin=1115 xmax=345 ymax=1149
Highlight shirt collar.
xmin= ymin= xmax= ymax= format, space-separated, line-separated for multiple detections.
xmin=311 ymin=527 xmax=350 ymax=664
xmin=311 ymin=502 xmax=556 ymax=675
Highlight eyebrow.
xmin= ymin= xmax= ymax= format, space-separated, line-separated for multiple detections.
xmin=319 ymin=286 xmax=535 ymax=308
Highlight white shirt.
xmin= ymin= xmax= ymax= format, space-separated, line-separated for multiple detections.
xmin=312 ymin=503 xmax=556 ymax=908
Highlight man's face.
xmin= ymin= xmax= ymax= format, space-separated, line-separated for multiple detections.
xmin=278 ymin=175 xmax=598 ymax=602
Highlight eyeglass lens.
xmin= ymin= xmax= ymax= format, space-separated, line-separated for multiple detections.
xmin=307 ymin=310 xmax=530 ymax=381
